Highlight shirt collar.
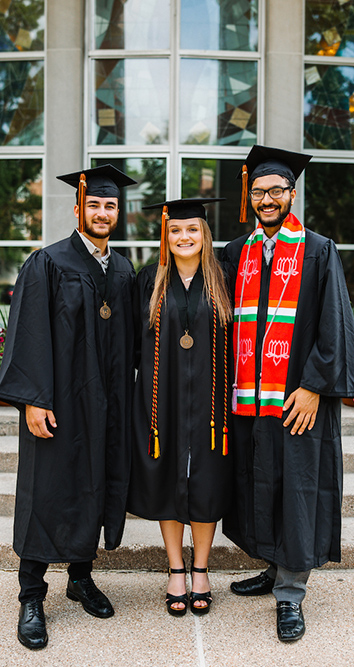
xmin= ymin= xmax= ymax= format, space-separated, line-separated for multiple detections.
xmin=76 ymin=229 xmax=111 ymax=260
xmin=262 ymin=230 xmax=279 ymax=245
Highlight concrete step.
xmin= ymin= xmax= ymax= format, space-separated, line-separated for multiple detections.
xmin=1 ymin=516 xmax=354 ymax=572
xmin=0 ymin=436 xmax=18 ymax=473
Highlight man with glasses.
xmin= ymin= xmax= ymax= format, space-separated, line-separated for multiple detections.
xmin=222 ymin=145 xmax=354 ymax=642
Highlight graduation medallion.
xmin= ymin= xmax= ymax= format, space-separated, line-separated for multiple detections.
xmin=100 ymin=301 xmax=111 ymax=319
xmin=180 ymin=332 xmax=194 ymax=349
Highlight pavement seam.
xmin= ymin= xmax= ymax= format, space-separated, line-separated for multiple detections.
xmin=193 ymin=614 xmax=207 ymax=667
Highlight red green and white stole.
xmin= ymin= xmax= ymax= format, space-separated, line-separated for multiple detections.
xmin=232 ymin=213 xmax=305 ymax=418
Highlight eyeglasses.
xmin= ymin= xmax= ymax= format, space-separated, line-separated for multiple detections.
xmin=249 ymin=186 xmax=291 ymax=201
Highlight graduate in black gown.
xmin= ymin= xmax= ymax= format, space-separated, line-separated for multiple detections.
xmin=127 ymin=198 xmax=233 ymax=616
xmin=222 ymin=145 xmax=354 ymax=642
xmin=0 ymin=165 xmax=136 ymax=649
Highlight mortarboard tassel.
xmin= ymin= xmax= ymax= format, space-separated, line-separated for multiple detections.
xmin=78 ymin=173 xmax=87 ymax=233
xmin=160 ymin=205 xmax=168 ymax=266
xmin=239 ymin=164 xmax=248 ymax=223
xmin=210 ymin=420 xmax=215 ymax=450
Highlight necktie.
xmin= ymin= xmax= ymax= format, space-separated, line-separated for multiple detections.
xmin=264 ymin=238 xmax=275 ymax=265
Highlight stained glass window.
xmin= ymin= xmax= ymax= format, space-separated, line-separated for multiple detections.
xmin=181 ymin=0 xmax=258 ymax=51
xmin=0 ymin=59 xmax=44 ymax=145
xmin=305 ymin=0 xmax=354 ymax=57
xmin=0 ymin=0 xmax=44 ymax=52
xmin=0 ymin=158 xmax=42 ymax=241
xmin=304 ymin=64 xmax=354 ymax=150
xmin=93 ymin=59 xmax=169 ymax=145
xmin=94 ymin=0 xmax=170 ymax=50
xmin=182 ymin=157 xmax=254 ymax=242
xmin=180 ymin=59 xmax=257 ymax=146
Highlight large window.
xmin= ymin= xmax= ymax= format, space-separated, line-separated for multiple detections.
xmin=304 ymin=0 xmax=354 ymax=302
xmin=0 ymin=0 xmax=44 ymax=303
xmin=87 ymin=0 xmax=262 ymax=267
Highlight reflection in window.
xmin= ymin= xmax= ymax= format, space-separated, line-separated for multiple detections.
xmin=94 ymin=0 xmax=169 ymax=50
xmin=305 ymin=0 xmax=354 ymax=57
xmin=305 ymin=162 xmax=354 ymax=244
xmin=339 ymin=250 xmax=354 ymax=305
xmin=92 ymin=156 xmax=166 ymax=269
xmin=180 ymin=59 xmax=257 ymax=146
xmin=182 ymin=157 xmax=254 ymax=242
xmin=93 ymin=59 xmax=169 ymax=145
xmin=0 ymin=0 xmax=44 ymax=52
xmin=0 ymin=246 xmax=37 ymax=303
xmin=181 ymin=0 xmax=258 ymax=52
xmin=0 ymin=159 xmax=42 ymax=242
xmin=0 ymin=60 xmax=44 ymax=145
xmin=304 ymin=64 xmax=354 ymax=150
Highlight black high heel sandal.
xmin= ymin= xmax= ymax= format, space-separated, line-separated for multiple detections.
xmin=190 ymin=564 xmax=212 ymax=615
xmin=165 ymin=562 xmax=188 ymax=617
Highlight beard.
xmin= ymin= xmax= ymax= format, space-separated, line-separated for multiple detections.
xmin=254 ymin=199 xmax=292 ymax=228
xmin=84 ymin=219 xmax=118 ymax=238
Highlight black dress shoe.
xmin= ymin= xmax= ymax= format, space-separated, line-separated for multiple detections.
xmin=230 ymin=571 xmax=274 ymax=596
xmin=18 ymin=600 xmax=48 ymax=650
xmin=66 ymin=576 xmax=114 ymax=618
xmin=277 ymin=601 xmax=305 ymax=642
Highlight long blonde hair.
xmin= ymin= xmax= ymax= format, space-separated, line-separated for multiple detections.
xmin=149 ymin=217 xmax=232 ymax=328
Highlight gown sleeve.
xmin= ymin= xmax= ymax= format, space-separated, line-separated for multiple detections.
xmin=300 ymin=240 xmax=354 ymax=397
xmin=0 ymin=250 xmax=57 ymax=409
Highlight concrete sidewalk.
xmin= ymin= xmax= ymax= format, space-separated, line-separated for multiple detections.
xmin=0 ymin=569 xmax=353 ymax=667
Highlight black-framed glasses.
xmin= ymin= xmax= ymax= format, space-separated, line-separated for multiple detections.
xmin=249 ymin=186 xmax=291 ymax=201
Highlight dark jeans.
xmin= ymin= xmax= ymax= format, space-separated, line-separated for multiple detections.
xmin=19 ymin=558 xmax=93 ymax=603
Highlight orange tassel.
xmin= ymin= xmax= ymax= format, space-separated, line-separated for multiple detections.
xmin=239 ymin=164 xmax=248 ymax=224
xmin=78 ymin=173 xmax=87 ymax=233
xmin=210 ymin=420 xmax=215 ymax=450
xmin=222 ymin=426 xmax=228 ymax=456
xmin=160 ymin=205 xmax=168 ymax=266
xmin=154 ymin=428 xmax=160 ymax=459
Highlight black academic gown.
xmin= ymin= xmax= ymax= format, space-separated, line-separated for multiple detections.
xmin=0 ymin=232 xmax=135 ymax=563
xmin=127 ymin=262 xmax=233 ymax=524
xmin=222 ymin=228 xmax=354 ymax=571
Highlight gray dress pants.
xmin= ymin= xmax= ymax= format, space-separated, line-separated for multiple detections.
xmin=267 ymin=564 xmax=311 ymax=604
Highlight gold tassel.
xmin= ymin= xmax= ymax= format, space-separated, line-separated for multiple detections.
xmin=154 ymin=428 xmax=160 ymax=459
xmin=222 ymin=427 xmax=228 ymax=456
xmin=210 ymin=420 xmax=215 ymax=450
xmin=239 ymin=164 xmax=248 ymax=224
xmin=78 ymin=173 xmax=87 ymax=233
xmin=160 ymin=205 xmax=168 ymax=266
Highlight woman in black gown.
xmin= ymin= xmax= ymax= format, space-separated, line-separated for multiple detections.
xmin=128 ymin=198 xmax=233 ymax=616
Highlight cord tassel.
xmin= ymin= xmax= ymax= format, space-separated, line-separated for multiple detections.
xmin=222 ymin=427 xmax=228 ymax=456
xmin=239 ymin=164 xmax=248 ymax=223
xmin=154 ymin=429 xmax=160 ymax=459
xmin=78 ymin=173 xmax=87 ymax=233
xmin=210 ymin=420 xmax=215 ymax=450
xmin=160 ymin=205 xmax=168 ymax=266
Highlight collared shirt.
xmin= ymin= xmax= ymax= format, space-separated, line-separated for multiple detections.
xmin=262 ymin=230 xmax=278 ymax=263
xmin=76 ymin=229 xmax=111 ymax=273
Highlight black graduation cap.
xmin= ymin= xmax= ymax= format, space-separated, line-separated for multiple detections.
xmin=56 ymin=163 xmax=137 ymax=199
xmin=143 ymin=197 xmax=226 ymax=221
xmin=237 ymin=145 xmax=312 ymax=223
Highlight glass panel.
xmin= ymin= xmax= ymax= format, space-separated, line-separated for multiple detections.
xmin=0 ymin=247 xmax=38 ymax=306
xmin=94 ymin=0 xmax=169 ymax=50
xmin=182 ymin=157 xmax=255 ymax=243
xmin=181 ymin=0 xmax=258 ymax=51
xmin=0 ymin=159 xmax=42 ymax=241
xmin=0 ymin=60 xmax=44 ymax=146
xmin=180 ymin=59 xmax=257 ymax=146
xmin=0 ymin=0 xmax=44 ymax=52
xmin=305 ymin=162 xmax=354 ymax=244
xmin=91 ymin=156 xmax=166 ymax=269
xmin=93 ymin=59 xmax=169 ymax=145
xmin=305 ymin=0 xmax=354 ymax=57
xmin=339 ymin=250 xmax=354 ymax=305
xmin=304 ymin=64 xmax=354 ymax=150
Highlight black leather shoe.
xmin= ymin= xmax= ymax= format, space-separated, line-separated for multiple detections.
xmin=18 ymin=600 xmax=48 ymax=650
xmin=230 ymin=571 xmax=274 ymax=596
xmin=66 ymin=576 xmax=114 ymax=618
xmin=277 ymin=601 xmax=305 ymax=642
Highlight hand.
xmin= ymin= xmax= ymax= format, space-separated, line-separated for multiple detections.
xmin=283 ymin=388 xmax=319 ymax=436
xmin=25 ymin=405 xmax=57 ymax=439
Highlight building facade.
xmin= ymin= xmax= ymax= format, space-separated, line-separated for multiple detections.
xmin=0 ymin=0 xmax=354 ymax=300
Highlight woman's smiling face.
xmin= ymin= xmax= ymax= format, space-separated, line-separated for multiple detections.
xmin=167 ymin=218 xmax=203 ymax=261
